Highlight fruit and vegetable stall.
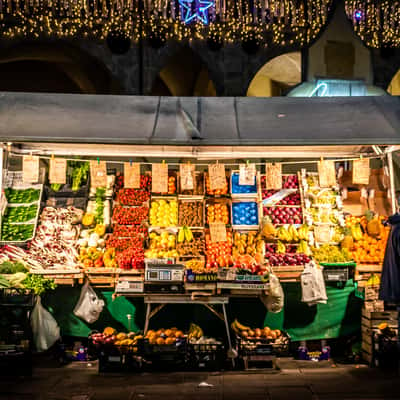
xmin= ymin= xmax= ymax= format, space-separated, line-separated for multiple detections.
xmin=0 ymin=94 xmax=399 ymax=371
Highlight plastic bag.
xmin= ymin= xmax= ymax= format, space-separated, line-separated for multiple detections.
xmin=31 ymin=296 xmax=60 ymax=352
xmin=73 ymin=281 xmax=105 ymax=324
xmin=301 ymin=262 xmax=327 ymax=306
xmin=265 ymin=272 xmax=284 ymax=313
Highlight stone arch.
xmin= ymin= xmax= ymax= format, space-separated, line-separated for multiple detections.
xmin=0 ymin=41 xmax=121 ymax=94
xmin=149 ymin=45 xmax=217 ymax=96
xmin=246 ymin=51 xmax=302 ymax=97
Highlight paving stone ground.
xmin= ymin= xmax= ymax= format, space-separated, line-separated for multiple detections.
xmin=0 ymin=358 xmax=399 ymax=400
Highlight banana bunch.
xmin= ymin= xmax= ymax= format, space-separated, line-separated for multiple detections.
xmin=188 ymin=323 xmax=204 ymax=340
xmin=277 ymin=226 xmax=300 ymax=242
xmin=276 ymin=241 xmax=286 ymax=254
xmin=231 ymin=319 xmax=251 ymax=337
xmin=298 ymin=224 xmax=309 ymax=240
xmin=297 ymin=240 xmax=312 ymax=256
xmin=288 ymin=225 xmax=299 ymax=242
xmin=178 ymin=226 xmax=194 ymax=242
xmin=351 ymin=224 xmax=363 ymax=241
xmin=277 ymin=227 xmax=291 ymax=242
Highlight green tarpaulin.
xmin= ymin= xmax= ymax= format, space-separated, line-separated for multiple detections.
xmin=42 ymin=281 xmax=362 ymax=342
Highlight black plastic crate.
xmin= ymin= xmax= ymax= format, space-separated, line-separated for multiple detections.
xmin=0 ymin=290 xmax=35 ymax=307
xmin=321 ymin=263 xmax=356 ymax=282
xmin=187 ymin=342 xmax=226 ymax=371
xmin=237 ymin=333 xmax=290 ymax=358
xmin=98 ymin=345 xmax=141 ymax=373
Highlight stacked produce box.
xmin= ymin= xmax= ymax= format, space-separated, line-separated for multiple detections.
xmin=261 ymin=174 xmax=311 ymax=269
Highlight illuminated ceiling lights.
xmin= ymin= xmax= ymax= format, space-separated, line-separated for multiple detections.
xmin=0 ymin=0 xmax=333 ymax=49
xmin=346 ymin=0 xmax=400 ymax=47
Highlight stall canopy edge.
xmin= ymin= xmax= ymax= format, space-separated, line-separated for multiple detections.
xmin=0 ymin=92 xmax=400 ymax=146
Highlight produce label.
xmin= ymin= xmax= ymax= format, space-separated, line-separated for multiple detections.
xmin=180 ymin=164 xmax=195 ymax=190
xmin=239 ymin=164 xmax=256 ymax=186
xmin=90 ymin=160 xmax=107 ymax=188
xmin=352 ymin=158 xmax=370 ymax=185
xmin=152 ymin=163 xmax=168 ymax=193
xmin=318 ymin=160 xmax=336 ymax=188
xmin=314 ymin=225 xmax=331 ymax=243
xmin=23 ymin=155 xmax=39 ymax=183
xmin=209 ymin=222 xmax=227 ymax=243
xmin=124 ymin=162 xmax=141 ymax=188
xmin=208 ymin=163 xmax=226 ymax=191
xmin=49 ymin=158 xmax=67 ymax=184
xmin=265 ymin=163 xmax=282 ymax=190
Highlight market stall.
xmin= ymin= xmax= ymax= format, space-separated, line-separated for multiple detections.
xmin=0 ymin=93 xmax=399 ymax=370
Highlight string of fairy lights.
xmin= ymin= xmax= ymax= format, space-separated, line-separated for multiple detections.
xmin=1 ymin=1 xmax=399 ymax=49
xmin=0 ymin=0 xmax=333 ymax=48
xmin=345 ymin=0 xmax=400 ymax=48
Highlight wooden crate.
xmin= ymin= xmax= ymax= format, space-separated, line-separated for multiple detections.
xmin=361 ymin=309 xmax=398 ymax=329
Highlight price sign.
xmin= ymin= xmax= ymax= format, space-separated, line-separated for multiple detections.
xmin=90 ymin=160 xmax=107 ymax=188
xmin=49 ymin=158 xmax=67 ymax=185
xmin=352 ymin=158 xmax=370 ymax=185
xmin=314 ymin=225 xmax=331 ymax=243
xmin=208 ymin=163 xmax=226 ymax=191
xmin=180 ymin=163 xmax=195 ymax=190
xmin=318 ymin=160 xmax=336 ymax=188
xmin=124 ymin=162 xmax=141 ymax=188
xmin=239 ymin=163 xmax=256 ymax=186
xmin=23 ymin=155 xmax=39 ymax=183
xmin=265 ymin=163 xmax=282 ymax=190
xmin=152 ymin=163 xmax=168 ymax=193
xmin=209 ymin=222 xmax=227 ymax=243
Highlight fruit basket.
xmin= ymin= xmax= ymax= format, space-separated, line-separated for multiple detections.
xmin=231 ymin=200 xmax=261 ymax=230
xmin=230 ymin=171 xmax=259 ymax=198
xmin=205 ymin=172 xmax=230 ymax=197
xmin=178 ymin=171 xmax=205 ymax=196
xmin=178 ymin=198 xmax=204 ymax=228
xmin=205 ymin=198 xmax=231 ymax=226
xmin=236 ymin=332 xmax=291 ymax=358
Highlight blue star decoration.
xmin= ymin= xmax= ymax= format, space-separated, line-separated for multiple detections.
xmin=179 ymin=0 xmax=214 ymax=25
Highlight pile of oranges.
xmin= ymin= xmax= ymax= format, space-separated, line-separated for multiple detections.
xmin=205 ymin=231 xmax=233 ymax=268
xmin=206 ymin=203 xmax=230 ymax=224
xmin=346 ymin=215 xmax=390 ymax=264
xmin=145 ymin=328 xmax=185 ymax=345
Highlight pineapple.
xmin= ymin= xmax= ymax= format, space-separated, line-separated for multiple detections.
xmin=365 ymin=210 xmax=381 ymax=238
xmin=341 ymin=228 xmax=354 ymax=250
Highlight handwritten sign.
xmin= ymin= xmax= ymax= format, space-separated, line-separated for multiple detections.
xmin=23 ymin=155 xmax=39 ymax=183
xmin=124 ymin=162 xmax=141 ymax=189
xmin=209 ymin=222 xmax=227 ymax=243
xmin=314 ymin=225 xmax=331 ymax=243
xmin=90 ymin=160 xmax=107 ymax=188
xmin=318 ymin=160 xmax=336 ymax=188
xmin=49 ymin=158 xmax=67 ymax=185
xmin=265 ymin=163 xmax=282 ymax=190
xmin=180 ymin=164 xmax=195 ymax=190
xmin=352 ymin=158 xmax=370 ymax=185
xmin=239 ymin=164 xmax=256 ymax=186
xmin=208 ymin=163 xmax=226 ymax=191
xmin=152 ymin=163 xmax=168 ymax=193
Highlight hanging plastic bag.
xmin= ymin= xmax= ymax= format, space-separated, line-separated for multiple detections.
xmin=31 ymin=296 xmax=61 ymax=352
xmin=301 ymin=262 xmax=327 ymax=306
xmin=73 ymin=281 xmax=105 ymax=324
xmin=264 ymin=272 xmax=284 ymax=313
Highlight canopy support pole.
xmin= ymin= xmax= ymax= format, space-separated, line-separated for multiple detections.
xmin=387 ymin=150 xmax=397 ymax=215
